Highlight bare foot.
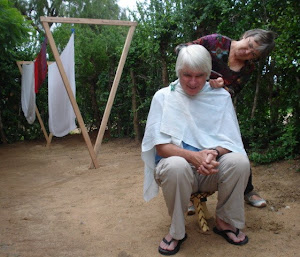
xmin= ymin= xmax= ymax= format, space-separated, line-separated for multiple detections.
xmin=215 ymin=216 xmax=247 ymax=243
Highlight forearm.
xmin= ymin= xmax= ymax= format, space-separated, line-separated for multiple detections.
xmin=155 ymin=143 xmax=194 ymax=163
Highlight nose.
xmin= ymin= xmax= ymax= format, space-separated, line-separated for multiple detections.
xmin=245 ymin=48 xmax=251 ymax=54
xmin=189 ymin=77 xmax=198 ymax=85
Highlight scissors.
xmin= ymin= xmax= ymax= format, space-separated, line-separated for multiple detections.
xmin=210 ymin=70 xmax=223 ymax=78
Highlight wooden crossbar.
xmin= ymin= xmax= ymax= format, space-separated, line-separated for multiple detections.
xmin=40 ymin=16 xmax=137 ymax=27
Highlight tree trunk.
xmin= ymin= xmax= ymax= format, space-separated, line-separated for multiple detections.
xmin=161 ymin=56 xmax=169 ymax=87
xmin=0 ymin=107 xmax=8 ymax=144
xmin=251 ymin=60 xmax=263 ymax=128
xmin=267 ymin=59 xmax=277 ymax=124
xmin=130 ymin=69 xmax=141 ymax=142
xmin=159 ymin=41 xmax=169 ymax=87
xmin=89 ymin=81 xmax=100 ymax=129
xmin=233 ymin=95 xmax=238 ymax=110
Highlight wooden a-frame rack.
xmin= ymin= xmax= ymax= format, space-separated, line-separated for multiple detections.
xmin=39 ymin=16 xmax=137 ymax=169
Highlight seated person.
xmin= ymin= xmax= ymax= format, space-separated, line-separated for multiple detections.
xmin=141 ymin=45 xmax=250 ymax=256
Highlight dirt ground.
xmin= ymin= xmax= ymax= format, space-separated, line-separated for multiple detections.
xmin=0 ymin=134 xmax=299 ymax=257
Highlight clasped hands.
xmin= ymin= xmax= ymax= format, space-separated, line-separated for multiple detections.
xmin=191 ymin=149 xmax=219 ymax=175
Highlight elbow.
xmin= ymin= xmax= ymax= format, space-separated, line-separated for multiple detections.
xmin=155 ymin=144 xmax=166 ymax=157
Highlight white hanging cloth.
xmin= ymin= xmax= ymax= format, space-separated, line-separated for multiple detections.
xmin=48 ymin=33 xmax=76 ymax=137
xmin=21 ymin=63 xmax=36 ymax=124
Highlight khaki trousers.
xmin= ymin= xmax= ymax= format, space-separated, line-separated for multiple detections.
xmin=155 ymin=152 xmax=250 ymax=240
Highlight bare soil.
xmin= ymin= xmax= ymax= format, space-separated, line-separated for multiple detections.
xmin=0 ymin=135 xmax=299 ymax=257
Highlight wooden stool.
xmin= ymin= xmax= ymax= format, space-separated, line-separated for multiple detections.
xmin=190 ymin=192 xmax=214 ymax=232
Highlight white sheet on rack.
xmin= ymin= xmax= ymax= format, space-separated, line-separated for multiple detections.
xmin=21 ymin=63 xmax=36 ymax=124
xmin=48 ymin=33 xmax=76 ymax=137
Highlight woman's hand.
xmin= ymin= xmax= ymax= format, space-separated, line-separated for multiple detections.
xmin=191 ymin=150 xmax=219 ymax=175
xmin=209 ymin=77 xmax=224 ymax=88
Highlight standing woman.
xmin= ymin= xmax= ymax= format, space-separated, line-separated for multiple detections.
xmin=176 ymin=29 xmax=276 ymax=208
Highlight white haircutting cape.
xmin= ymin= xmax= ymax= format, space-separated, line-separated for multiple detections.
xmin=141 ymin=80 xmax=246 ymax=201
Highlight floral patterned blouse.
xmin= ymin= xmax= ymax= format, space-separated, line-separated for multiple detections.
xmin=181 ymin=34 xmax=255 ymax=97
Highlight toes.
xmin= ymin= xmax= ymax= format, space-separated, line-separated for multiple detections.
xmin=159 ymin=238 xmax=178 ymax=251
xmin=167 ymin=240 xmax=178 ymax=251
xmin=237 ymin=231 xmax=246 ymax=242
xmin=226 ymin=230 xmax=245 ymax=243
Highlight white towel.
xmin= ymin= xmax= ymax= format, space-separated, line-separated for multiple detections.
xmin=21 ymin=63 xmax=36 ymax=124
xmin=48 ymin=33 xmax=76 ymax=137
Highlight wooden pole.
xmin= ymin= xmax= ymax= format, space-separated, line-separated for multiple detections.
xmin=46 ymin=133 xmax=53 ymax=148
xmin=35 ymin=106 xmax=52 ymax=146
xmin=42 ymin=21 xmax=99 ymax=169
xmin=90 ymin=25 xmax=136 ymax=168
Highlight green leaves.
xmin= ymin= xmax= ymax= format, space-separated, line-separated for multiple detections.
xmin=1 ymin=0 xmax=299 ymax=162
xmin=0 ymin=0 xmax=32 ymax=56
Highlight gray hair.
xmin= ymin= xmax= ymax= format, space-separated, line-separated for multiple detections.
xmin=175 ymin=44 xmax=212 ymax=79
xmin=242 ymin=29 xmax=276 ymax=58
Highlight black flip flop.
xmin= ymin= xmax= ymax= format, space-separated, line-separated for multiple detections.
xmin=213 ymin=227 xmax=248 ymax=246
xmin=158 ymin=233 xmax=187 ymax=256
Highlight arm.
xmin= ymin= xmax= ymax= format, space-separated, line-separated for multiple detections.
xmin=175 ymin=35 xmax=210 ymax=55
xmin=156 ymin=144 xmax=229 ymax=176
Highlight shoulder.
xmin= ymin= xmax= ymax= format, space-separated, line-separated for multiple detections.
xmin=154 ymin=86 xmax=169 ymax=96
xmin=199 ymin=34 xmax=231 ymax=48
xmin=152 ymin=86 xmax=170 ymax=102
xmin=214 ymin=34 xmax=232 ymax=46
xmin=204 ymin=34 xmax=231 ymax=41
xmin=204 ymin=83 xmax=231 ymax=97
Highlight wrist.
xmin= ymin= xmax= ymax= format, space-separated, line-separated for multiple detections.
xmin=209 ymin=148 xmax=220 ymax=159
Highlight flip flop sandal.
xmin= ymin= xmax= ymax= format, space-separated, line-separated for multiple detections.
xmin=244 ymin=191 xmax=267 ymax=208
xmin=213 ymin=227 xmax=248 ymax=246
xmin=158 ymin=233 xmax=187 ymax=255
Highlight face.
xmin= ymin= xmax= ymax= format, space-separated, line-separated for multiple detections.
xmin=179 ymin=68 xmax=207 ymax=96
xmin=235 ymin=36 xmax=260 ymax=60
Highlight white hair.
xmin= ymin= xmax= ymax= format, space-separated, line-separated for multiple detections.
xmin=175 ymin=44 xmax=212 ymax=79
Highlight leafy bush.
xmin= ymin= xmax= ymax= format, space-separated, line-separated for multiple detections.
xmin=249 ymin=122 xmax=299 ymax=164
